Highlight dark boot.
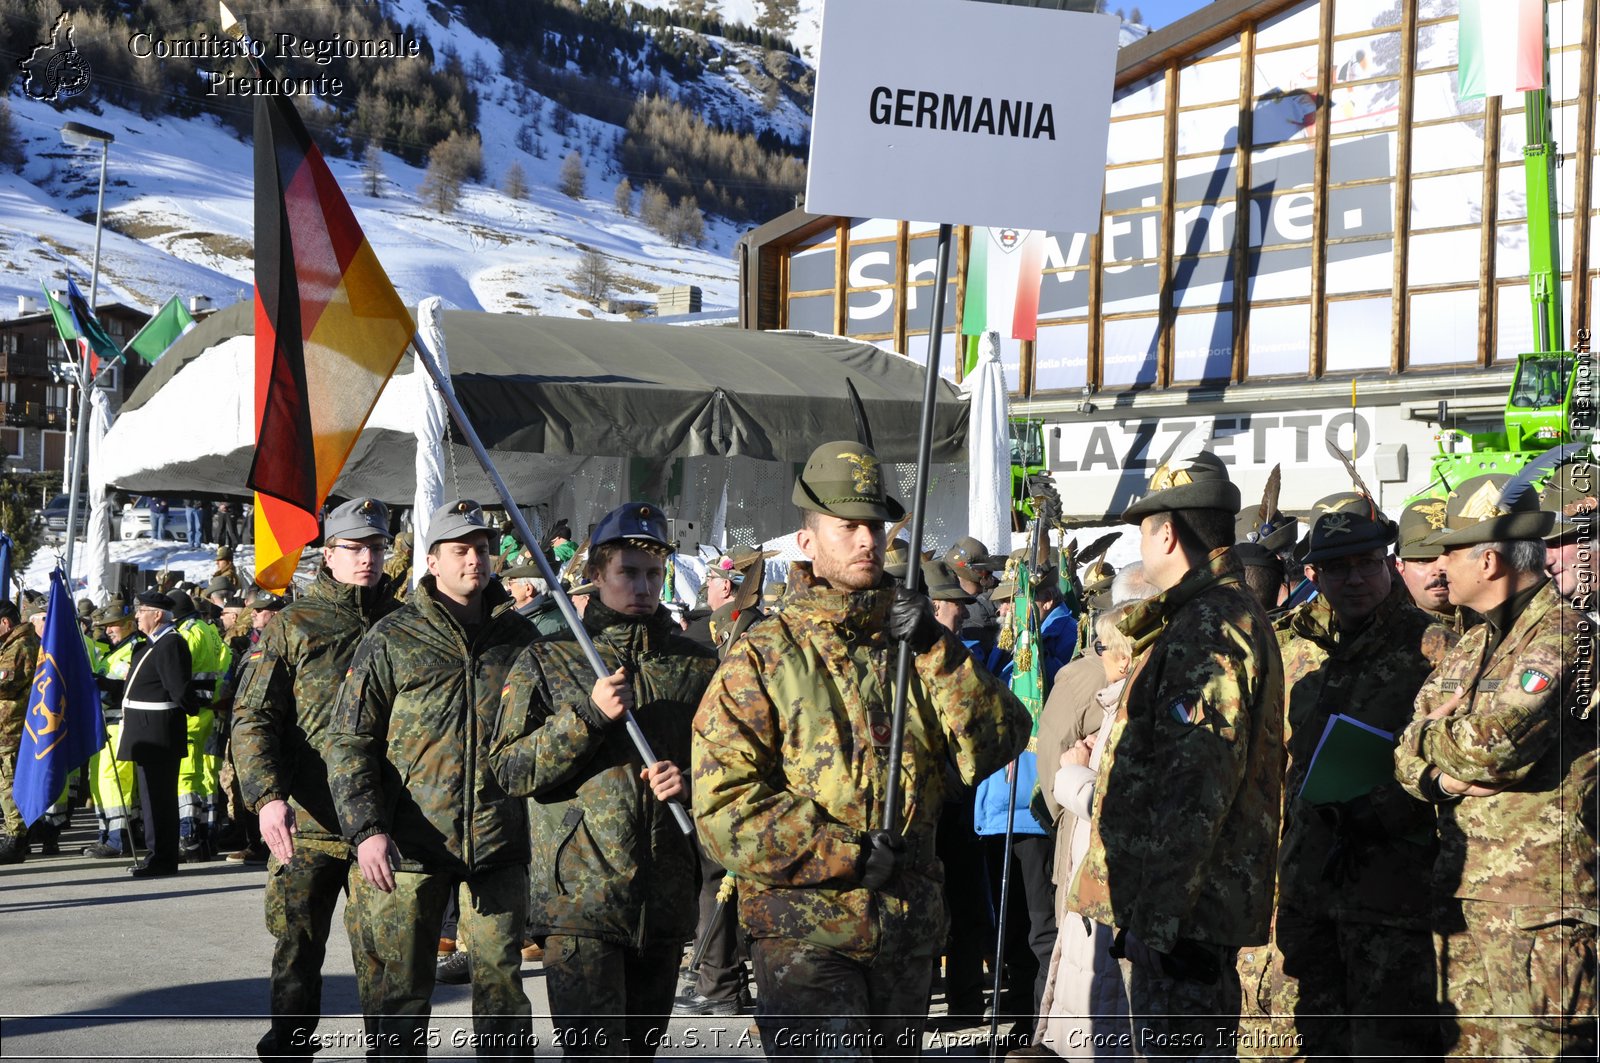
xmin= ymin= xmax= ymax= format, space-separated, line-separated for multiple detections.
xmin=0 ymin=835 xmax=26 ymax=864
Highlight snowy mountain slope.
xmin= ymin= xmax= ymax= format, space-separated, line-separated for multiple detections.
xmin=0 ymin=0 xmax=822 ymax=321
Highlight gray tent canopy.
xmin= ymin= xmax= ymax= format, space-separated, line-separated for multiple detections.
xmin=107 ymin=303 xmax=969 ymax=511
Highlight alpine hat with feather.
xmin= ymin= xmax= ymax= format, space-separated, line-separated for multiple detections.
xmin=793 ymin=440 xmax=905 ymax=521
xmin=1122 ymin=449 xmax=1240 ymax=523
xmin=1426 ymin=473 xmax=1554 ymax=548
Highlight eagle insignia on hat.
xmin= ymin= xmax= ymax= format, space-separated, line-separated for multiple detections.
xmin=1147 ymin=460 xmax=1196 ymax=492
xmin=1457 ymin=480 xmax=1509 ymax=520
xmin=1417 ymin=499 xmax=1447 ymax=530
xmin=836 ymin=451 xmax=881 ymax=496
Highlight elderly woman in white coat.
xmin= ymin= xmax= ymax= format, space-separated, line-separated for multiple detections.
xmin=1033 ymin=606 xmax=1136 ymax=1059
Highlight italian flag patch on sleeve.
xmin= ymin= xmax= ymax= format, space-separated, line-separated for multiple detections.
xmin=1520 ymin=669 xmax=1552 ymax=694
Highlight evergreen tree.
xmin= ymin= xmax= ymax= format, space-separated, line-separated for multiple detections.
xmin=559 ymin=150 xmax=587 ymax=198
xmin=503 ymin=161 xmax=528 ymax=200
xmin=614 ymin=176 xmax=634 ymax=216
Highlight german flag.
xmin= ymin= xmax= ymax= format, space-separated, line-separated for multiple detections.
xmin=249 ymin=53 xmax=412 ymax=591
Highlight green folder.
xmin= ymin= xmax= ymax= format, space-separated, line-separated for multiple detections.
xmin=1298 ymin=713 xmax=1397 ymax=806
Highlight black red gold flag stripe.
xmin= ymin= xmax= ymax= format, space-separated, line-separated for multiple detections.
xmin=248 ymin=56 xmax=412 ymax=590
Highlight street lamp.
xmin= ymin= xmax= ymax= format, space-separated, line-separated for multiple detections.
xmin=59 ymin=120 xmax=114 ymax=586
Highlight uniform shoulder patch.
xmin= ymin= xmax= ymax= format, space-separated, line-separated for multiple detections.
xmin=1169 ymin=699 xmax=1200 ymax=725
xmin=1520 ymin=669 xmax=1552 ymax=694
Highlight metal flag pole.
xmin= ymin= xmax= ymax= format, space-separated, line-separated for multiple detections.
xmin=881 ymin=222 xmax=952 ymax=836
xmin=407 ymin=331 xmax=694 ymax=836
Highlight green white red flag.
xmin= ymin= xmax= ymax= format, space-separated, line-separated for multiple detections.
xmin=961 ymin=227 xmax=1045 ymax=344
xmin=1457 ymin=0 xmax=1544 ymax=100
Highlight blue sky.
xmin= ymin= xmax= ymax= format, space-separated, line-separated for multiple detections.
xmin=1118 ymin=0 xmax=1216 ymax=30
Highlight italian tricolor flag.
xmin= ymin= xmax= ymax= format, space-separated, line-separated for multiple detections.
xmin=1458 ymin=0 xmax=1544 ymax=100
xmin=961 ymin=227 xmax=1045 ymax=343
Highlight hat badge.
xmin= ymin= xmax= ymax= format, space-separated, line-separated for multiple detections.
xmin=1457 ymin=481 xmax=1508 ymax=520
xmin=1147 ymin=460 xmax=1194 ymax=492
xmin=836 ymin=451 xmax=880 ymax=496
xmin=1417 ymin=500 xmax=1447 ymax=530
xmin=1320 ymin=513 xmax=1352 ymax=536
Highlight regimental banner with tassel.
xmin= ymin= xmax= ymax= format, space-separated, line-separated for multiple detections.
xmin=229 ymin=2 xmax=414 ymax=591
xmin=1002 ymin=557 xmax=1044 ymax=742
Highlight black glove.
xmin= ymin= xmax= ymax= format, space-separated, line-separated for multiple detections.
xmin=859 ymin=829 xmax=904 ymax=891
xmin=887 ymin=586 xmax=941 ymax=653
xmin=1111 ymin=930 xmax=1222 ymax=985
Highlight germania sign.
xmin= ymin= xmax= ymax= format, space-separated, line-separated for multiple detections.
xmin=806 ymin=0 xmax=1118 ymax=233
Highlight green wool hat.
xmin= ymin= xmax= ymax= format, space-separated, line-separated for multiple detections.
xmin=1122 ymin=451 xmax=1241 ymax=524
xmin=943 ymin=536 xmax=1005 ymax=574
xmin=885 ymin=538 xmax=912 ymax=581
xmin=920 ymin=560 xmax=976 ymax=604
xmin=792 ymin=441 xmax=905 ymax=521
xmin=1539 ymin=460 xmax=1598 ymax=542
xmin=1301 ymin=492 xmax=1396 ymax=564
xmin=1426 ymin=473 xmax=1555 ymax=549
xmin=1235 ymin=507 xmax=1299 ymax=553
xmin=1395 ymin=497 xmax=1450 ymax=560
xmin=1082 ymin=560 xmax=1115 ymax=596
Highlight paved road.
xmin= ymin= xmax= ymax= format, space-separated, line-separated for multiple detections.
xmin=0 ymin=822 xmax=996 ymax=1061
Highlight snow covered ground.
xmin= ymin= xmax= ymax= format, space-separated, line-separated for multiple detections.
xmin=19 ymin=534 xmax=277 ymax=598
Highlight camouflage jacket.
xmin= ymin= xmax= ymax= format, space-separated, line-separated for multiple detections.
xmin=490 ymin=600 xmax=718 ymax=946
xmin=233 ymin=569 xmax=399 ymax=842
xmin=328 ymin=576 xmax=535 ymax=873
xmin=1277 ymin=584 xmax=1456 ymax=927
xmin=1067 ymin=547 xmax=1285 ymax=953
xmin=0 ymin=622 xmax=40 ymax=748
xmin=692 ymin=565 xmax=1030 ymax=961
xmin=1396 ymin=580 xmax=1597 ymax=912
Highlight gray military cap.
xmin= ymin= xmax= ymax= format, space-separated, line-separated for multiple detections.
xmin=425 ymin=499 xmax=491 ymax=552
xmin=324 ymin=498 xmax=391 ymax=543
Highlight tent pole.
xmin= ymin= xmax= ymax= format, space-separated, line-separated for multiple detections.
xmin=881 ymin=222 xmax=953 ymax=835
xmin=408 ymin=331 xmax=694 ymax=836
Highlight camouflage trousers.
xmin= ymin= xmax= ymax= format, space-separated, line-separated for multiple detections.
xmin=0 ymin=750 xmax=24 ymax=838
xmin=87 ymin=724 xmax=141 ymax=841
xmin=346 ymin=862 xmax=532 ymax=1059
xmin=1115 ymin=939 xmax=1240 ymax=1060
xmin=257 ymin=837 xmax=367 ymax=1059
xmin=177 ymin=708 xmax=221 ymax=843
xmin=1437 ymin=898 xmax=1598 ymax=1061
xmin=1237 ymin=905 xmax=1439 ymax=1060
xmin=749 ymin=935 xmax=934 ymax=1060
xmin=542 ymin=934 xmax=682 ymax=1058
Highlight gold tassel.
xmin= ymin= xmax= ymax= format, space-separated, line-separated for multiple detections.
xmin=715 ymin=874 xmax=736 ymax=903
xmin=997 ymin=623 xmax=1015 ymax=651
xmin=1015 ymin=641 xmax=1033 ymax=673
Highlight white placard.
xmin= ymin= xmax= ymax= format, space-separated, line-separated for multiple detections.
xmin=805 ymin=0 xmax=1119 ymax=233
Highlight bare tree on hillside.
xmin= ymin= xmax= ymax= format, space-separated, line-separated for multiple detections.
xmin=614 ymin=177 xmax=634 ymax=217
xmin=559 ymin=151 xmax=587 ymax=199
xmin=361 ymin=143 xmax=384 ymax=197
xmin=503 ymin=161 xmax=528 ymax=200
xmin=570 ymin=249 xmax=614 ymax=304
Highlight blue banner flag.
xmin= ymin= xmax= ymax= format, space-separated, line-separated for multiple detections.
xmin=0 ymin=532 xmax=11 ymax=605
xmin=12 ymin=567 xmax=105 ymax=826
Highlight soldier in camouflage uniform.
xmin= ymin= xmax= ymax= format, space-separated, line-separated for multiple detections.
xmin=329 ymin=499 xmax=535 ymax=1058
xmin=1066 ymin=451 xmax=1285 ymax=1059
xmin=1540 ymin=460 xmax=1598 ymax=626
xmin=692 ymin=441 xmax=1031 ymax=1058
xmin=1393 ymin=496 xmax=1477 ymax=633
xmin=382 ymin=531 xmax=414 ymax=601
xmin=1394 ymin=473 xmax=1598 ymax=1059
xmin=0 ymin=600 xmax=41 ymax=863
xmin=490 ymin=501 xmax=718 ymax=1056
xmin=1244 ymin=495 xmax=1457 ymax=1058
xmin=233 ymin=499 xmax=398 ymax=1061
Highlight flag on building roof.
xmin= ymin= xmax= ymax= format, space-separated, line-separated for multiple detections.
xmin=11 ymin=567 xmax=104 ymax=827
xmin=65 ymin=276 xmax=122 ymax=376
xmin=245 ymin=35 xmax=414 ymax=591
xmin=124 ymin=295 xmax=197 ymax=364
xmin=1457 ymin=0 xmax=1545 ymax=100
xmin=961 ymin=227 xmax=1046 ymax=349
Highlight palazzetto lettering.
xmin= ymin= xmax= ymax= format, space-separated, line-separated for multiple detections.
xmin=868 ymin=85 xmax=1056 ymax=140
